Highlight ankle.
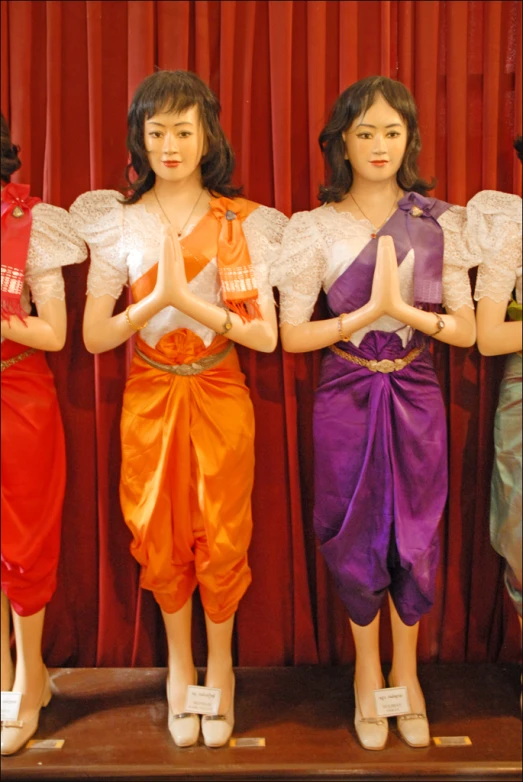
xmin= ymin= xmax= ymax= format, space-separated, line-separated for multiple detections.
xmin=389 ymin=668 xmax=418 ymax=686
xmin=206 ymin=656 xmax=233 ymax=673
xmin=355 ymin=662 xmax=382 ymax=684
xmin=13 ymin=662 xmax=46 ymax=691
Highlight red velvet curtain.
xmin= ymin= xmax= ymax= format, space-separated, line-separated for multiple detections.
xmin=1 ymin=0 xmax=521 ymax=668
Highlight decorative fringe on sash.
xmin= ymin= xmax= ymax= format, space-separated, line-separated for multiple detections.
xmin=0 ymin=297 xmax=28 ymax=325
xmin=213 ymin=197 xmax=262 ymax=323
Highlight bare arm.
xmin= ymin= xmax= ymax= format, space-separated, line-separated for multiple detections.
xmin=476 ymin=296 xmax=522 ymax=356
xmin=389 ymin=302 xmax=476 ymax=347
xmin=280 ymin=302 xmax=378 ymax=353
xmin=83 ymin=289 xmax=167 ymax=354
xmin=178 ymin=292 xmax=277 ymax=353
xmin=1 ymin=297 xmax=67 ymax=351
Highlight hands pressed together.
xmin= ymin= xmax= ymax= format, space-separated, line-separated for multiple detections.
xmin=152 ymin=225 xmax=191 ymax=311
xmin=368 ymin=235 xmax=406 ymax=321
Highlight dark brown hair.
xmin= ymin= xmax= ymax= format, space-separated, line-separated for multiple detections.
xmin=1 ymin=113 xmax=22 ymax=183
xmin=124 ymin=70 xmax=241 ymax=204
xmin=318 ymin=76 xmax=434 ymax=203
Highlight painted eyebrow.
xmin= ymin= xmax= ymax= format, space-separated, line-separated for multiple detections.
xmin=145 ymin=121 xmax=194 ymax=127
xmin=356 ymin=123 xmax=403 ymax=129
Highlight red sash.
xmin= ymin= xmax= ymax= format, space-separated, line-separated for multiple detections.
xmin=1 ymin=183 xmax=41 ymax=323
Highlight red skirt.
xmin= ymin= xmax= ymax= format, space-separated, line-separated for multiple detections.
xmin=1 ymin=339 xmax=66 ymax=616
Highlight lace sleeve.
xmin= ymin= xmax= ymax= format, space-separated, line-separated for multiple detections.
xmin=270 ymin=211 xmax=327 ymax=325
xmin=23 ymin=203 xmax=87 ymax=307
xmin=69 ymin=190 xmax=127 ymax=299
xmin=468 ymin=191 xmax=523 ymax=303
xmin=26 ymin=268 xmax=65 ymax=309
xmin=242 ymin=205 xmax=288 ymax=304
xmin=439 ymin=205 xmax=475 ymax=312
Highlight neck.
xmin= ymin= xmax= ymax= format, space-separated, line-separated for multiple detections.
xmin=348 ymin=174 xmax=399 ymax=202
xmin=153 ymin=170 xmax=204 ymax=201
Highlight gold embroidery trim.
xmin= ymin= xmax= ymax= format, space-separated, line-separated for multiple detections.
xmin=1 ymin=347 xmax=37 ymax=372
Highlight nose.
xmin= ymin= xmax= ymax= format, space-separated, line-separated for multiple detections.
xmin=372 ymin=133 xmax=387 ymax=156
xmin=162 ymin=131 xmax=179 ymax=155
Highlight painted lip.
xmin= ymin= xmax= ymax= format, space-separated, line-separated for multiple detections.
xmin=370 ymin=160 xmax=388 ymax=166
xmin=162 ymin=161 xmax=181 ymax=167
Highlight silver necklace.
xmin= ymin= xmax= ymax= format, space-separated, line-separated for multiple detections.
xmin=349 ymin=189 xmax=400 ymax=239
xmin=153 ymin=187 xmax=205 ymax=237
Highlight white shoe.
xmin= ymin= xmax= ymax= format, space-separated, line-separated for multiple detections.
xmin=166 ymin=668 xmax=200 ymax=748
xmin=397 ymin=712 xmax=430 ymax=747
xmin=201 ymin=672 xmax=235 ymax=748
xmin=388 ymin=676 xmax=430 ymax=748
xmin=1 ymin=667 xmax=52 ymax=756
xmin=353 ymin=681 xmax=388 ymax=751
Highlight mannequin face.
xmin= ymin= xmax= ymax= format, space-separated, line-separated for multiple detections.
xmin=144 ymin=104 xmax=208 ymax=185
xmin=342 ymin=93 xmax=407 ymax=184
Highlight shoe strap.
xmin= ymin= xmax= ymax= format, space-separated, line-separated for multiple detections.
xmin=171 ymin=712 xmax=196 ymax=720
xmin=202 ymin=714 xmax=227 ymax=722
xmin=399 ymin=713 xmax=427 ymax=720
xmin=1 ymin=719 xmax=23 ymax=728
xmin=357 ymin=716 xmax=386 ymax=726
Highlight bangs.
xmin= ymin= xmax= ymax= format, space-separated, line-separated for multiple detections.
xmin=141 ymin=86 xmax=198 ymax=121
xmin=130 ymin=70 xmax=218 ymax=124
xmin=344 ymin=76 xmax=416 ymax=132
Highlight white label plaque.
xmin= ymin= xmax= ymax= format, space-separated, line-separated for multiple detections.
xmin=373 ymin=685 xmax=410 ymax=717
xmin=184 ymin=684 xmax=221 ymax=715
xmin=1 ymin=691 xmax=22 ymax=722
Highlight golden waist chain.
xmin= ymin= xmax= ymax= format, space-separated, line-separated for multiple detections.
xmin=328 ymin=343 xmax=425 ymax=374
xmin=135 ymin=341 xmax=234 ymax=376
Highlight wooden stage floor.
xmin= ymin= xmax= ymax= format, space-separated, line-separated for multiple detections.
xmin=1 ymin=664 xmax=521 ymax=781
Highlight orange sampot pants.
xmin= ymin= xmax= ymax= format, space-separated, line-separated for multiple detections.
xmin=120 ymin=330 xmax=254 ymax=622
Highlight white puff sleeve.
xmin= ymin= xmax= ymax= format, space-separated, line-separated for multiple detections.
xmin=438 ymin=205 xmax=477 ymax=312
xmin=242 ymin=205 xmax=288 ymax=304
xmin=468 ymin=191 xmax=522 ymax=303
xmin=24 ymin=203 xmax=87 ymax=308
xmin=270 ymin=211 xmax=327 ymax=325
xmin=69 ymin=190 xmax=127 ymax=299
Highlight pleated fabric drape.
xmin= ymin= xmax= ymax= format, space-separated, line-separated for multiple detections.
xmin=1 ymin=0 xmax=521 ymax=668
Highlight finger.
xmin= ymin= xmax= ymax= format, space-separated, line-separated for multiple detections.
xmin=378 ymin=235 xmax=394 ymax=251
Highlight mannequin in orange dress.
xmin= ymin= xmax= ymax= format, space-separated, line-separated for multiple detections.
xmin=71 ymin=70 xmax=286 ymax=748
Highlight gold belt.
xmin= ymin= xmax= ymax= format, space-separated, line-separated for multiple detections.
xmin=328 ymin=343 xmax=425 ymax=373
xmin=135 ymin=341 xmax=234 ymax=376
xmin=1 ymin=347 xmax=36 ymax=372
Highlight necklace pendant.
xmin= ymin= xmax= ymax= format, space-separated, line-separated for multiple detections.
xmin=177 ymin=230 xmax=182 ymax=237
xmin=370 ymin=232 xmax=377 ymax=239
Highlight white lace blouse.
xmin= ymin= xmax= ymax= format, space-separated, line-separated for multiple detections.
xmin=70 ymin=190 xmax=288 ymax=349
xmin=469 ymin=191 xmax=522 ymax=305
xmin=17 ymin=203 xmax=87 ymax=315
xmin=270 ymin=202 xmax=477 ymax=348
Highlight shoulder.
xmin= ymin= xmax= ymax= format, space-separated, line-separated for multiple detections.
xmin=31 ymin=202 xmax=77 ymax=234
xmin=69 ymin=189 xmax=126 ymax=248
xmin=27 ymin=203 xmax=87 ymax=269
xmin=70 ymin=189 xmax=125 ymax=223
xmin=467 ymin=190 xmax=522 ymax=222
xmin=243 ymin=202 xmax=289 ymax=241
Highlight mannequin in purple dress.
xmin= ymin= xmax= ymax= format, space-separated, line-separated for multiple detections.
xmin=272 ymin=76 xmax=476 ymax=750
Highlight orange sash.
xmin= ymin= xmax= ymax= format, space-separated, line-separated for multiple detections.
xmin=131 ymin=196 xmax=261 ymax=321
